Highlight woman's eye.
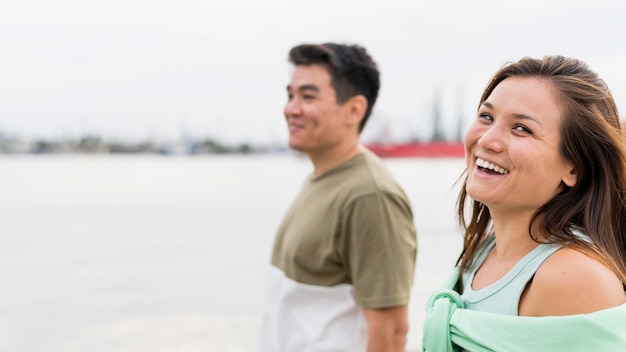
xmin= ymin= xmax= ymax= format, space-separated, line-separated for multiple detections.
xmin=513 ymin=125 xmax=532 ymax=134
xmin=478 ymin=113 xmax=493 ymax=122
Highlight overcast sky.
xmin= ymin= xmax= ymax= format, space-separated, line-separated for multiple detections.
xmin=1 ymin=0 xmax=625 ymax=144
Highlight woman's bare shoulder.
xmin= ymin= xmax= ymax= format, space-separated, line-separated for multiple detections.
xmin=520 ymin=247 xmax=625 ymax=316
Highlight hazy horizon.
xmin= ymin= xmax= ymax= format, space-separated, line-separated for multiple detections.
xmin=2 ymin=0 xmax=625 ymax=145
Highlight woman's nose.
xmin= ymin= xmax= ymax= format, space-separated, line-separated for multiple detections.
xmin=477 ymin=124 xmax=505 ymax=153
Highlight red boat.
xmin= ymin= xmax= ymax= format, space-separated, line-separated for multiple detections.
xmin=366 ymin=95 xmax=467 ymax=158
xmin=365 ymin=141 xmax=465 ymax=158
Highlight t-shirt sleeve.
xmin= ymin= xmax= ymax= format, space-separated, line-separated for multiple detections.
xmin=339 ymin=191 xmax=417 ymax=309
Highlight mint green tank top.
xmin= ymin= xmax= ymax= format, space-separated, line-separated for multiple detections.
xmin=460 ymin=235 xmax=562 ymax=315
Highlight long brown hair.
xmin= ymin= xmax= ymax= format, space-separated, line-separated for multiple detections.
xmin=457 ymin=56 xmax=626 ymax=285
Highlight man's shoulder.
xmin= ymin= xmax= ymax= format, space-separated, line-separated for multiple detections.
xmin=308 ymin=151 xmax=409 ymax=209
xmin=352 ymin=151 xmax=407 ymax=194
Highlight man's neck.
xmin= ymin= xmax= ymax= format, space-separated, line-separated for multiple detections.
xmin=309 ymin=142 xmax=363 ymax=176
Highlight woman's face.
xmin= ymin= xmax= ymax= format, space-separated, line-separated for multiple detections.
xmin=464 ymin=76 xmax=577 ymax=214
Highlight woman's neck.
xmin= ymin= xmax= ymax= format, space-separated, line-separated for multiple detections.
xmin=490 ymin=210 xmax=542 ymax=261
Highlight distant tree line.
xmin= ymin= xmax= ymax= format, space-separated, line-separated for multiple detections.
xmin=0 ymin=130 xmax=287 ymax=155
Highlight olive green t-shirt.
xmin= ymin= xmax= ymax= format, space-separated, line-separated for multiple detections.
xmin=271 ymin=151 xmax=417 ymax=308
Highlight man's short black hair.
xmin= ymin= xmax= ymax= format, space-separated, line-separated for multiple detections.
xmin=288 ymin=43 xmax=380 ymax=133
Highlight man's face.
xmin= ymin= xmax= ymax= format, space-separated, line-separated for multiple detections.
xmin=284 ymin=64 xmax=353 ymax=155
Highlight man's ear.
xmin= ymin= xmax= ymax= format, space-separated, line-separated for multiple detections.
xmin=346 ymin=95 xmax=367 ymax=127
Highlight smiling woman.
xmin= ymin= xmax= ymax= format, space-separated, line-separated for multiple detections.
xmin=465 ymin=76 xmax=577 ymax=215
xmin=422 ymin=55 xmax=626 ymax=351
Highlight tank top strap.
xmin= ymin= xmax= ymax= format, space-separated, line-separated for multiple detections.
xmin=461 ymin=235 xmax=563 ymax=315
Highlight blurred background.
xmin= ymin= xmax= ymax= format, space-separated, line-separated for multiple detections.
xmin=1 ymin=0 xmax=625 ymax=150
xmin=0 ymin=1 xmax=625 ymax=351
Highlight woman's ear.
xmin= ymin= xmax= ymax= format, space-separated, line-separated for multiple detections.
xmin=562 ymin=165 xmax=577 ymax=188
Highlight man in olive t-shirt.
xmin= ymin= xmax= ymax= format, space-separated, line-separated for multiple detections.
xmin=261 ymin=43 xmax=417 ymax=352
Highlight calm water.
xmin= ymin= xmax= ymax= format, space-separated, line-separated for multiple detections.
xmin=0 ymin=154 xmax=465 ymax=351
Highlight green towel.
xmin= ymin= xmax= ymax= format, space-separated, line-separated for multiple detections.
xmin=422 ymin=266 xmax=626 ymax=351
